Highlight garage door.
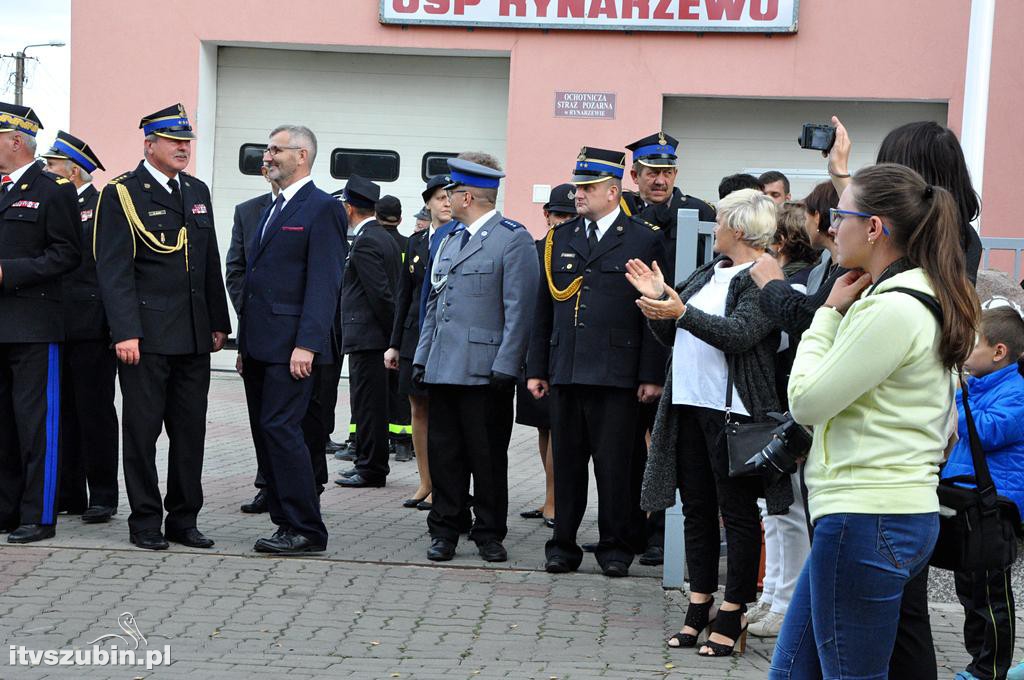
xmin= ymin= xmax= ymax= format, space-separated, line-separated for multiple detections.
xmin=662 ymin=97 xmax=948 ymax=204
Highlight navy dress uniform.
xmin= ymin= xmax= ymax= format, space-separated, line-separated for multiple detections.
xmin=414 ymin=158 xmax=539 ymax=560
xmin=39 ymin=132 xmax=120 ymax=522
xmin=623 ymin=133 xmax=715 ymax=287
xmin=0 ymin=104 xmax=81 ymax=543
xmin=526 ymin=147 xmax=668 ymax=575
xmin=337 ymin=176 xmax=402 ymax=487
xmin=94 ymin=104 xmax=231 ymax=549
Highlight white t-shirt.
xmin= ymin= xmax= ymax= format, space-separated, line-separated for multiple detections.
xmin=672 ymin=260 xmax=753 ymax=414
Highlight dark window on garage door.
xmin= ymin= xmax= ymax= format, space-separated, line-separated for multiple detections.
xmin=330 ymin=148 xmax=400 ymax=182
xmin=238 ymin=144 xmax=267 ymax=175
xmin=422 ymin=152 xmax=458 ymax=182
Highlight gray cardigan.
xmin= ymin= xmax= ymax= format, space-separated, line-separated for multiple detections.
xmin=641 ymin=257 xmax=794 ymax=515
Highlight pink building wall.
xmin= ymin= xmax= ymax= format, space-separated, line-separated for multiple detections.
xmin=70 ymin=0 xmax=1020 ymax=236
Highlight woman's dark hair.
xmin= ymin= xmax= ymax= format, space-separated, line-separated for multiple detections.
xmin=852 ymin=163 xmax=980 ymax=369
xmin=802 ymin=181 xmax=839 ymax=235
xmin=774 ymin=202 xmax=817 ymax=265
xmin=876 ymin=121 xmax=980 ymax=228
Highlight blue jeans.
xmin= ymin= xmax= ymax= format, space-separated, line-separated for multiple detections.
xmin=769 ymin=512 xmax=939 ymax=680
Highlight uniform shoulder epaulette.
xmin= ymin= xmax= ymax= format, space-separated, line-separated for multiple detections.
xmin=107 ymin=171 xmax=133 ymax=185
xmin=38 ymin=169 xmax=61 ymax=183
xmin=553 ymin=215 xmax=581 ymax=230
xmin=500 ymin=218 xmax=526 ymax=231
xmin=629 ymin=215 xmax=660 ymax=231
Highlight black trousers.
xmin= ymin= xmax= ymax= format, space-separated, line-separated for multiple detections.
xmin=889 ymin=567 xmax=938 ymax=679
xmin=349 ymin=350 xmax=390 ymax=481
xmin=59 ymin=340 xmax=118 ymax=511
xmin=0 ymin=343 xmax=61 ymax=527
xmin=242 ymin=358 xmax=327 ymax=545
xmin=675 ymin=405 xmax=762 ymax=604
xmin=253 ymin=363 xmax=330 ymax=490
xmin=427 ymin=383 xmax=513 ymax=544
xmin=953 ymin=566 xmax=1016 ymax=680
xmin=388 ymin=366 xmax=411 ymax=442
xmin=118 ymin=352 xmax=210 ymax=535
xmin=546 ymin=385 xmax=645 ymax=569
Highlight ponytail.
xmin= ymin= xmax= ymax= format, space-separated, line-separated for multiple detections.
xmin=853 ymin=163 xmax=980 ymax=369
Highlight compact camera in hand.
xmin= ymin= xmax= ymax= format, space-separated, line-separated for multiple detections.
xmin=745 ymin=411 xmax=813 ymax=475
xmin=798 ymin=123 xmax=836 ymax=154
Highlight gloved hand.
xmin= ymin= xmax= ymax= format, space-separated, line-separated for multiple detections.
xmin=412 ymin=364 xmax=426 ymax=388
xmin=489 ymin=370 xmax=517 ymax=390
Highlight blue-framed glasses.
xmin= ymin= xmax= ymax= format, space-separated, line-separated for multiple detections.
xmin=829 ymin=208 xmax=890 ymax=236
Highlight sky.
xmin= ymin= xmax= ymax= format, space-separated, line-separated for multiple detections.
xmin=0 ymin=0 xmax=71 ymax=151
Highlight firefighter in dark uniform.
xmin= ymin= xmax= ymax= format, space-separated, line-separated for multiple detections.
xmin=622 ymin=132 xmax=717 ymax=567
xmin=526 ymin=147 xmax=668 ymax=577
xmin=0 ymin=103 xmax=80 ymax=544
xmin=94 ymin=104 xmax=231 ymax=550
xmin=622 ymin=132 xmax=715 ymax=287
xmin=376 ymin=195 xmax=413 ymax=462
xmin=40 ymin=132 xmax=119 ymax=524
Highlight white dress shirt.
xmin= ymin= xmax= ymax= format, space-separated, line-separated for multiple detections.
xmin=143 ymin=159 xmax=181 ymax=192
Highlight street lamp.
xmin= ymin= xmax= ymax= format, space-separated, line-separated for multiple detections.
xmin=11 ymin=41 xmax=66 ymax=105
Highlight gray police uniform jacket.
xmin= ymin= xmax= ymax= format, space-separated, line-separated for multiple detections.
xmin=414 ymin=211 xmax=538 ymax=386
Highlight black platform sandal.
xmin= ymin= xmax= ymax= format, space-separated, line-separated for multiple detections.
xmin=667 ymin=598 xmax=716 ymax=649
xmin=697 ymin=605 xmax=747 ymax=657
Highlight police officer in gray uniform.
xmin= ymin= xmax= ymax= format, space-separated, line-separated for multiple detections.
xmin=413 ymin=153 xmax=538 ymax=564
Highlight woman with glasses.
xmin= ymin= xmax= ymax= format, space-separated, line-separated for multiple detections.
xmin=768 ymin=163 xmax=980 ymax=679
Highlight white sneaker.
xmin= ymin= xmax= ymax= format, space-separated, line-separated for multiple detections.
xmin=748 ymin=611 xmax=786 ymax=637
xmin=746 ymin=600 xmax=772 ymax=625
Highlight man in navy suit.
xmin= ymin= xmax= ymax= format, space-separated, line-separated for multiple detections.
xmin=238 ymin=124 xmax=346 ymax=554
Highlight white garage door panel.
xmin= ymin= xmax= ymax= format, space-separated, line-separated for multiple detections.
xmin=662 ymin=98 xmax=948 ymax=203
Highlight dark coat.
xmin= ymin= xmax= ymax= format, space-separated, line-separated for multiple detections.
xmin=340 ymin=220 xmax=402 ymax=353
xmin=526 ymin=211 xmax=668 ymax=389
xmin=62 ymin=184 xmax=110 ymax=341
xmin=94 ymin=161 xmax=231 ymax=355
xmin=237 ymin=181 xmax=347 ymax=365
xmin=0 ymin=162 xmax=81 ymax=343
xmin=225 ymin=191 xmax=273 ymax=316
xmin=390 ymin=229 xmax=429 ymax=360
xmin=641 ymin=257 xmax=793 ymax=515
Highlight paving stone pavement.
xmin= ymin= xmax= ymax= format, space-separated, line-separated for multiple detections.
xmin=0 ymin=372 xmax=992 ymax=678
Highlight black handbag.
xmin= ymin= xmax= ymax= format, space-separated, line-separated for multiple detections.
xmin=930 ymin=375 xmax=1023 ymax=571
xmin=724 ymin=368 xmax=776 ymax=478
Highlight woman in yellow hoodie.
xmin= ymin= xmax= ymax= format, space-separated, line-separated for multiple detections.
xmin=768 ymin=163 xmax=979 ymax=679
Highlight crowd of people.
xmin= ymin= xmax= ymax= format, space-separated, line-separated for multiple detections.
xmin=2 ymin=97 xmax=1023 ymax=678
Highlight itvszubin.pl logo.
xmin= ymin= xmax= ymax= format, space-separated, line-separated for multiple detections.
xmin=8 ymin=612 xmax=171 ymax=669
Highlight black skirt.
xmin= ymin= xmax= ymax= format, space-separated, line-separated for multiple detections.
xmin=398 ymin=357 xmax=428 ymax=398
xmin=515 ymin=379 xmax=550 ymax=429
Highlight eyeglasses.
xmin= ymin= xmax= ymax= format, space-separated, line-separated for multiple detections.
xmin=263 ymin=145 xmax=303 ymax=157
xmin=446 ymin=189 xmax=469 ymax=199
xmin=829 ymin=208 xmax=890 ymax=236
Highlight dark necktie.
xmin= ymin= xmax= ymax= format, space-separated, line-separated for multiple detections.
xmin=588 ymin=221 xmax=600 ymax=251
xmin=1 ymin=175 xmax=11 ymax=193
xmin=167 ymin=177 xmax=181 ymax=201
xmin=260 ymin=194 xmax=286 ymax=244
xmin=460 ymin=228 xmax=471 ymax=250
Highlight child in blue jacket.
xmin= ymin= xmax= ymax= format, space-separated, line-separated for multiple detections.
xmin=943 ymin=307 xmax=1024 ymax=680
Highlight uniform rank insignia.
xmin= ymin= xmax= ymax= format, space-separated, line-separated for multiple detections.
xmin=560 ymin=252 xmax=576 ymax=258
xmin=80 ymin=209 xmax=94 ymax=222
xmin=12 ymin=200 xmax=39 ymax=209
xmin=148 ymin=209 xmax=167 ymax=217
xmin=55 ymin=177 xmax=71 ymax=185
xmin=19 ymin=184 xmax=28 ymax=190
xmin=191 ymin=204 xmax=208 ymax=215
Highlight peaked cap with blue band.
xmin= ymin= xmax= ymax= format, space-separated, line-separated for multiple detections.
xmin=571 ymin=146 xmax=625 ymax=185
xmin=625 ymin=131 xmax=679 ymax=168
xmin=446 ymin=157 xmax=505 ymax=189
xmin=140 ymin=103 xmax=195 ymax=140
xmin=0 ymin=102 xmax=43 ymax=137
xmin=343 ymin=174 xmax=381 ymax=210
xmin=41 ymin=130 xmax=105 ymax=173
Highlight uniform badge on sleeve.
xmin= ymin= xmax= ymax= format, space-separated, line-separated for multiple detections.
xmin=12 ymin=200 xmax=39 ymax=209
xmin=191 ymin=204 xmax=208 ymax=215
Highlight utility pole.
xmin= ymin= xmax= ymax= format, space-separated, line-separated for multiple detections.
xmin=4 ymin=41 xmax=66 ymax=105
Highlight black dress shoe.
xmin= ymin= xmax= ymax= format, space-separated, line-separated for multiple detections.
xmin=8 ymin=524 xmax=55 ymax=544
xmin=477 ymin=540 xmax=508 ymax=562
xmin=520 ymin=509 xmax=544 ymax=519
xmin=394 ymin=441 xmax=414 ymax=462
xmin=130 ymin=530 xmax=169 ymax=550
xmin=581 ymin=542 xmax=598 ymax=553
xmin=416 ymin=500 xmax=432 ymax=511
xmin=602 ymin=561 xmax=629 ymax=578
xmin=403 ymin=496 xmax=428 ymax=509
xmin=334 ymin=450 xmax=357 ymax=462
xmin=240 ymin=490 xmax=268 ymax=514
xmin=325 ymin=439 xmax=346 ymax=453
xmin=335 ymin=474 xmax=385 ymax=488
xmin=81 ymin=506 xmax=117 ymax=524
xmin=254 ymin=529 xmax=325 ymax=554
xmin=638 ymin=545 xmax=664 ymax=566
xmin=339 ymin=468 xmax=358 ymax=479
xmin=166 ymin=527 xmax=215 ymax=549
xmin=544 ymin=517 xmax=555 ymax=529
xmin=545 ymin=555 xmax=573 ymax=574
xmin=427 ymin=537 xmax=456 ymax=561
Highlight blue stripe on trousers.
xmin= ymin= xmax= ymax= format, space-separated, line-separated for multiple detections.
xmin=42 ymin=343 xmax=60 ymax=525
